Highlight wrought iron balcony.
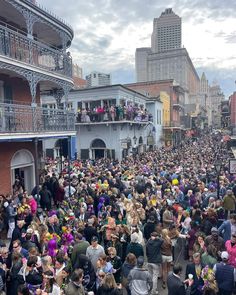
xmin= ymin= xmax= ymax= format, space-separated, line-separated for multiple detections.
xmin=163 ymin=121 xmax=182 ymax=128
xmin=25 ymin=0 xmax=73 ymax=32
xmin=0 ymin=103 xmax=75 ymax=134
xmin=172 ymin=101 xmax=184 ymax=110
xmin=0 ymin=23 xmax=72 ymax=77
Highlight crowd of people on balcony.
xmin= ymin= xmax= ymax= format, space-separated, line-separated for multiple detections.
xmin=77 ymin=103 xmax=153 ymax=123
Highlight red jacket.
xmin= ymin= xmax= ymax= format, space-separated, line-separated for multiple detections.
xmin=225 ymin=240 xmax=236 ymax=268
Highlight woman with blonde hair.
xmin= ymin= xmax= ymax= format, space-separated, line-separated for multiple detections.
xmin=97 ymin=273 xmax=121 ymax=295
xmin=161 ymin=228 xmax=172 ymax=289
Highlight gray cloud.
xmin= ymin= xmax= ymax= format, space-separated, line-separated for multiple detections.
xmin=38 ymin=0 xmax=236 ymax=96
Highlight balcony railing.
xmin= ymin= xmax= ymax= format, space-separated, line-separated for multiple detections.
xmin=0 ymin=103 xmax=75 ymax=133
xmin=163 ymin=121 xmax=182 ymax=128
xmin=76 ymin=111 xmax=153 ymax=124
xmin=0 ymin=23 xmax=72 ymax=77
xmin=172 ymin=101 xmax=184 ymax=109
xmin=25 ymin=0 xmax=73 ymax=32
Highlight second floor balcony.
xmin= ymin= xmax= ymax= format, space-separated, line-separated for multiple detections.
xmin=163 ymin=121 xmax=183 ymax=129
xmin=0 ymin=22 xmax=72 ymax=78
xmin=0 ymin=102 xmax=75 ymax=135
xmin=172 ymin=100 xmax=184 ymax=110
xmin=76 ymin=106 xmax=153 ymax=124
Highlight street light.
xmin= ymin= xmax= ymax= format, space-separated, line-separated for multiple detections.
xmin=214 ymin=159 xmax=222 ymax=199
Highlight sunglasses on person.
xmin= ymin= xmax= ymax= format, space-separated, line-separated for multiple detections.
xmin=13 ymin=245 xmax=19 ymax=249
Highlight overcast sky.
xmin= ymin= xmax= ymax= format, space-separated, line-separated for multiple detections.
xmin=39 ymin=0 xmax=236 ymax=97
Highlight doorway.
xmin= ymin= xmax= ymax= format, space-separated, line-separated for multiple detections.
xmin=94 ymin=149 xmax=105 ymax=159
xmin=91 ymin=138 xmax=106 ymax=159
xmin=11 ymin=149 xmax=35 ymax=193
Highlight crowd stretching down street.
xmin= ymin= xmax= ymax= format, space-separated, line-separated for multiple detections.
xmin=1 ymin=132 xmax=236 ymax=295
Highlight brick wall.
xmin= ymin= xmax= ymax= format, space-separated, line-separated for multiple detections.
xmin=125 ymin=81 xmax=180 ymax=123
xmin=0 ymin=74 xmax=40 ymax=104
xmin=0 ymin=141 xmax=42 ymax=195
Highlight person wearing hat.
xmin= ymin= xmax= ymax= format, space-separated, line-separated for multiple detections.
xmin=213 ymin=251 xmax=235 ymax=295
xmin=86 ymin=236 xmax=105 ymax=270
xmin=205 ymin=227 xmax=225 ymax=258
xmin=128 ymin=256 xmax=153 ymax=295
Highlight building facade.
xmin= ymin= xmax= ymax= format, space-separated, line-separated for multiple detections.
xmin=151 ymin=8 xmax=181 ymax=53
xmin=0 ymin=0 xmax=75 ymax=194
xmin=135 ymin=9 xmax=199 ymax=96
xmin=86 ymin=71 xmax=111 ymax=87
xmin=125 ymin=80 xmax=185 ymax=146
xmin=209 ymin=83 xmax=224 ymax=128
xmin=72 ymin=63 xmax=83 ymax=78
xmin=42 ymin=85 xmax=163 ymax=160
xmin=229 ymin=92 xmax=236 ymax=135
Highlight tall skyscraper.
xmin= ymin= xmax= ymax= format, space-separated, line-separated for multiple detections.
xmin=72 ymin=64 xmax=83 ymax=78
xmin=135 ymin=8 xmax=199 ymax=96
xmin=151 ymin=8 xmax=181 ymax=53
xmin=86 ymin=71 xmax=111 ymax=87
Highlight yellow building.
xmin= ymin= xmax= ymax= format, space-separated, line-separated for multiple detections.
xmin=159 ymin=91 xmax=171 ymax=145
xmin=160 ymin=91 xmax=170 ymax=125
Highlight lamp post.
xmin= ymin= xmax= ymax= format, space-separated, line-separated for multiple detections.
xmin=214 ymin=159 xmax=221 ymax=199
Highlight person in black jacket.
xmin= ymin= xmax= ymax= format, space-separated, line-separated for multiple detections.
xmin=25 ymin=256 xmax=43 ymax=292
xmin=108 ymin=247 xmax=122 ymax=284
xmin=39 ymin=185 xmax=52 ymax=211
xmin=9 ymin=219 xmax=25 ymax=251
xmin=84 ymin=219 xmax=98 ymax=244
xmin=167 ymin=264 xmax=193 ymax=295
xmin=185 ymin=252 xmax=204 ymax=295
xmin=73 ymin=254 xmax=96 ymax=292
xmin=146 ymin=232 xmax=163 ymax=295
xmin=143 ymin=217 xmax=156 ymax=241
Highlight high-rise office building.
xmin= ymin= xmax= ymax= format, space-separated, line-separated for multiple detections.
xmin=72 ymin=64 xmax=83 ymax=78
xmin=135 ymin=8 xmax=199 ymax=95
xmin=151 ymin=8 xmax=181 ymax=53
xmin=86 ymin=71 xmax=111 ymax=87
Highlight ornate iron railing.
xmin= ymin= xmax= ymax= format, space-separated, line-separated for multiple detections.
xmin=0 ymin=24 xmax=72 ymax=77
xmin=163 ymin=121 xmax=182 ymax=128
xmin=0 ymin=103 xmax=75 ymax=133
xmin=25 ymin=0 xmax=73 ymax=32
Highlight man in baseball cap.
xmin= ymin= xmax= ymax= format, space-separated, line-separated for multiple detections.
xmin=214 ymin=251 xmax=234 ymax=294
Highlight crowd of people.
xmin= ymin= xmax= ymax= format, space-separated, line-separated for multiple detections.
xmin=0 ymin=133 xmax=236 ymax=295
xmin=77 ymin=103 xmax=152 ymax=123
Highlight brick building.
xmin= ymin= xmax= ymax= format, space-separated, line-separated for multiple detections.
xmin=0 ymin=0 xmax=75 ymax=194
xmin=125 ymin=79 xmax=185 ymax=146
